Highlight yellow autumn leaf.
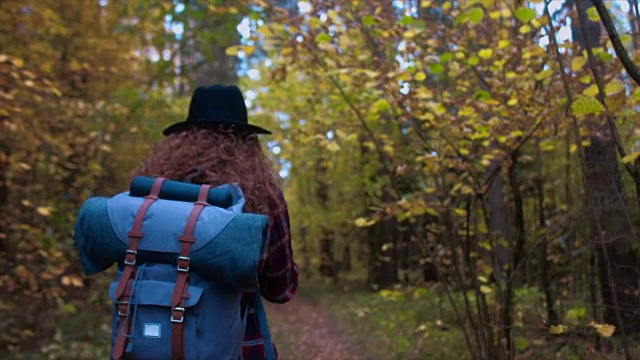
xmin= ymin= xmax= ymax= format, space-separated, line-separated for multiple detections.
xmin=622 ymin=152 xmax=640 ymax=164
xmin=590 ymin=322 xmax=615 ymax=337
xmin=36 ymin=206 xmax=53 ymax=217
xmin=355 ymin=217 xmax=375 ymax=227
xmin=582 ymin=85 xmax=598 ymax=96
xmin=383 ymin=144 xmax=394 ymax=156
xmin=548 ymin=324 xmax=568 ymax=335
xmin=478 ymin=48 xmax=493 ymax=59
xmin=571 ymin=56 xmax=587 ymax=72
xmin=242 ymin=45 xmax=256 ymax=56
xmin=605 ymin=80 xmax=625 ymax=95
xmin=479 ymin=285 xmax=492 ymax=294
xmin=61 ymin=275 xmax=84 ymax=288
xmin=326 ymin=142 xmax=340 ymax=152
xmin=225 ymin=46 xmax=240 ymax=56
xmin=71 ymin=276 xmax=84 ymax=288
xmin=453 ymin=208 xmax=466 ymax=217
xmin=569 ymin=144 xmax=578 ymax=154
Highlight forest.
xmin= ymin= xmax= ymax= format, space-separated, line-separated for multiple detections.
xmin=2 ymin=0 xmax=640 ymax=359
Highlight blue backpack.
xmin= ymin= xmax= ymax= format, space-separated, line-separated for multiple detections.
xmin=74 ymin=177 xmax=276 ymax=360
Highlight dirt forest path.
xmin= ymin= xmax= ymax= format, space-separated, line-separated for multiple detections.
xmin=265 ymin=296 xmax=369 ymax=360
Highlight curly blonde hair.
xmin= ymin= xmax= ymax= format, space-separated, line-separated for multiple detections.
xmin=136 ymin=127 xmax=282 ymax=215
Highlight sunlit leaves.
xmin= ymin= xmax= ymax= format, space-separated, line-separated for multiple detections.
xmin=467 ymin=56 xmax=480 ymax=66
xmin=379 ymin=289 xmax=404 ymax=301
xmin=362 ymin=15 xmax=377 ymax=27
xmin=36 ymin=206 xmax=54 ymax=217
xmin=572 ymin=95 xmax=604 ymax=115
xmin=582 ymin=84 xmax=599 ymax=96
xmin=372 ymin=99 xmax=392 ymax=114
xmin=415 ymin=71 xmax=428 ymax=80
xmin=467 ymin=8 xmax=484 ymax=23
xmin=515 ymin=6 xmax=537 ymax=23
xmin=326 ymin=142 xmax=341 ymax=152
xmin=571 ymin=56 xmax=587 ymax=71
xmin=622 ymin=152 xmax=640 ymax=164
xmin=548 ymin=324 xmax=568 ymax=335
xmin=479 ymin=285 xmax=493 ymax=294
xmin=355 ymin=217 xmax=377 ymax=227
xmin=400 ymin=15 xmax=415 ymax=27
xmin=604 ymin=80 xmax=625 ymax=95
xmin=225 ymin=45 xmax=256 ymax=56
xmin=599 ymin=52 xmax=614 ymax=62
xmin=315 ymin=33 xmax=332 ymax=44
xmin=534 ymin=69 xmax=553 ymax=81
xmin=586 ymin=6 xmax=600 ymax=22
xmin=60 ymin=275 xmax=84 ymax=288
xmin=590 ymin=322 xmax=615 ymax=337
xmin=428 ymin=63 xmax=444 ymax=74
xmin=478 ymin=48 xmax=493 ymax=59
xmin=457 ymin=7 xmax=484 ymax=24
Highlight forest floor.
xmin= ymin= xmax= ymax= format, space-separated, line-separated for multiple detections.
xmin=266 ymin=296 xmax=368 ymax=360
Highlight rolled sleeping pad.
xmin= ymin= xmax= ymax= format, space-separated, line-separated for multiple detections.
xmin=129 ymin=176 xmax=234 ymax=208
xmin=74 ymin=196 xmax=268 ymax=289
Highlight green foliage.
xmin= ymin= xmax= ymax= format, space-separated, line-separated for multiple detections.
xmin=241 ymin=0 xmax=640 ymax=358
xmin=0 ymin=0 xmax=244 ymax=355
xmin=304 ymin=284 xmax=469 ymax=360
xmin=572 ymin=95 xmax=605 ymax=115
xmin=0 ymin=54 xmax=106 ymax=351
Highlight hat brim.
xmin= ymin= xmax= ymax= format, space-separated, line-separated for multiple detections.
xmin=162 ymin=120 xmax=272 ymax=136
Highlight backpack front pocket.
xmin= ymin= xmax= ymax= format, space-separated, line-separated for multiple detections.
xmin=108 ymin=280 xmax=204 ymax=360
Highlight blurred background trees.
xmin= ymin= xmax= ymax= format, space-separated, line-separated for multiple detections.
xmin=1 ymin=0 xmax=640 ymax=359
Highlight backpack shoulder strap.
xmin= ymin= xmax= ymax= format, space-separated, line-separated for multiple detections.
xmin=171 ymin=184 xmax=212 ymax=360
xmin=113 ymin=177 xmax=166 ymax=360
xmin=252 ymin=291 xmax=276 ymax=360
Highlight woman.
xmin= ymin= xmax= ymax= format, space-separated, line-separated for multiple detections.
xmin=136 ymin=84 xmax=298 ymax=360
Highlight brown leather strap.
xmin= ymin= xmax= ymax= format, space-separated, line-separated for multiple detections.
xmin=113 ymin=177 xmax=166 ymax=360
xmin=171 ymin=185 xmax=211 ymax=360
xmin=113 ymin=277 xmax=134 ymax=360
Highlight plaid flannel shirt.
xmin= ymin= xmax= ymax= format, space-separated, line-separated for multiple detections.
xmin=241 ymin=191 xmax=298 ymax=360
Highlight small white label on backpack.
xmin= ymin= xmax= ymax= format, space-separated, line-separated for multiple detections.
xmin=143 ymin=323 xmax=161 ymax=338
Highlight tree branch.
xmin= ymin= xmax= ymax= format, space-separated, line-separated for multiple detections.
xmin=591 ymin=0 xmax=640 ymax=87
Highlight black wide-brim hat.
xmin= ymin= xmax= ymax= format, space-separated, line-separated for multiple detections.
xmin=162 ymin=84 xmax=271 ymax=136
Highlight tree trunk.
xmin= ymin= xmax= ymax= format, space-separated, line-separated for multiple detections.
xmin=0 ymin=145 xmax=7 ymax=252
xmin=319 ymin=231 xmax=336 ymax=277
xmin=628 ymin=0 xmax=640 ymax=51
xmin=535 ymin=143 xmax=558 ymax=325
xmin=573 ymin=0 xmax=640 ymax=335
xmin=367 ymin=207 xmax=399 ymax=289
xmin=584 ymin=135 xmax=640 ymax=333
xmin=316 ymin=158 xmax=336 ymax=278
xmin=341 ymin=240 xmax=352 ymax=273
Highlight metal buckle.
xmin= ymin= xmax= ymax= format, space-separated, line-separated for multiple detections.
xmin=124 ymin=249 xmax=137 ymax=266
xmin=177 ymin=256 xmax=190 ymax=272
xmin=118 ymin=301 xmax=129 ymax=316
xmin=171 ymin=307 xmax=185 ymax=323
